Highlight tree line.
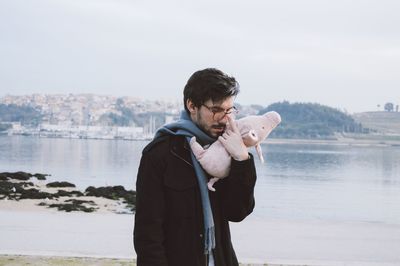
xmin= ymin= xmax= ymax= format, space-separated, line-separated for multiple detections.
xmin=259 ymin=101 xmax=367 ymax=139
xmin=0 ymin=104 xmax=42 ymax=127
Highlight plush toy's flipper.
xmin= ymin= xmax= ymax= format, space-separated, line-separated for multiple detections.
xmin=256 ymin=144 xmax=264 ymax=163
xmin=189 ymin=136 xmax=206 ymax=159
xmin=207 ymin=177 xmax=219 ymax=192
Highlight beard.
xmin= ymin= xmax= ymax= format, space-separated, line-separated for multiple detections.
xmin=195 ymin=112 xmax=226 ymax=138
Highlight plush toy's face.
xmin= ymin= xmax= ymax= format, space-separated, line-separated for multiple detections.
xmin=240 ymin=112 xmax=281 ymax=147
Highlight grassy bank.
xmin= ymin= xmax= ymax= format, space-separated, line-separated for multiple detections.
xmin=353 ymin=111 xmax=400 ymax=135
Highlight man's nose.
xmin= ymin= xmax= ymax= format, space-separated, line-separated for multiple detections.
xmin=217 ymin=113 xmax=230 ymax=124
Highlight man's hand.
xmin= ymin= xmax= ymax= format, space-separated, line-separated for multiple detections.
xmin=218 ymin=115 xmax=249 ymax=161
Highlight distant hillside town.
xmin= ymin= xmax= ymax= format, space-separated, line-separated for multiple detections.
xmin=0 ymin=94 xmax=262 ymax=140
xmin=1 ymin=94 xmax=399 ymax=141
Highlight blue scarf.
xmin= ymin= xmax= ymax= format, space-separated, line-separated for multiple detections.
xmin=150 ymin=110 xmax=216 ymax=254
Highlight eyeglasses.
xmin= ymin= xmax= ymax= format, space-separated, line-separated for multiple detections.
xmin=201 ymin=104 xmax=238 ymax=121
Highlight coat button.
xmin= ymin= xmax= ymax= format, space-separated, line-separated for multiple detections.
xmin=200 ymin=234 xmax=203 ymax=238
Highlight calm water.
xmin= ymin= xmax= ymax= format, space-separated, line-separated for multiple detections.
xmin=1 ymin=135 xmax=399 ymax=225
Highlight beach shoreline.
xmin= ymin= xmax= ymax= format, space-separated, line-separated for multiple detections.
xmin=0 ymin=254 xmax=317 ymax=266
xmin=1 ymin=254 xmax=399 ymax=266
xmin=4 ymin=133 xmax=400 ymax=147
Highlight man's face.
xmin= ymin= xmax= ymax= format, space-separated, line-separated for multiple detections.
xmin=188 ymin=96 xmax=235 ymax=138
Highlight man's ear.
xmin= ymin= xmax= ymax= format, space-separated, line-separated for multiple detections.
xmin=186 ymin=99 xmax=197 ymax=114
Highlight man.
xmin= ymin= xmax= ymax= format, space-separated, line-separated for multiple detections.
xmin=134 ymin=68 xmax=257 ymax=266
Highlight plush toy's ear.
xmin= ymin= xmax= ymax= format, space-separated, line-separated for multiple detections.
xmin=242 ymin=130 xmax=259 ymax=146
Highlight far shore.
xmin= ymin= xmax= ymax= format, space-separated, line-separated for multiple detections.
xmin=3 ymin=133 xmax=400 ymax=147
xmin=265 ymin=136 xmax=400 ymax=146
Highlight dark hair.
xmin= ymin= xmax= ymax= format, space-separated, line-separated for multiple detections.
xmin=183 ymin=68 xmax=240 ymax=113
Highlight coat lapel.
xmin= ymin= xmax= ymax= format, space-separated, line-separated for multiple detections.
xmin=170 ymin=135 xmax=193 ymax=168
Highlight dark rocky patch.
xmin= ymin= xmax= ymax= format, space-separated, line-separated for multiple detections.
xmin=54 ymin=190 xmax=84 ymax=197
xmin=20 ymin=182 xmax=35 ymax=187
xmin=0 ymin=180 xmax=24 ymax=200
xmin=65 ymin=199 xmax=95 ymax=205
xmin=33 ymin=173 xmax=49 ymax=180
xmin=1 ymin=171 xmax=32 ymax=181
xmin=0 ymin=180 xmax=15 ymax=193
xmin=0 ymin=181 xmax=43 ymax=201
xmin=85 ymin=185 xmax=136 ymax=205
xmin=46 ymin=181 xmax=76 ymax=188
xmin=1 ymin=171 xmax=136 ymax=213
xmin=19 ymin=188 xmax=54 ymax=200
xmin=47 ymin=199 xmax=97 ymax=212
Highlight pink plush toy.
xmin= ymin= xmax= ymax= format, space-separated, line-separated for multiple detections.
xmin=190 ymin=111 xmax=281 ymax=191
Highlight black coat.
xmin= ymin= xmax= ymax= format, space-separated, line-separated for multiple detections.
xmin=134 ymin=134 xmax=257 ymax=266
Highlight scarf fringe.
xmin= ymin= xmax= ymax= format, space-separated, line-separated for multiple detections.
xmin=204 ymin=226 xmax=216 ymax=254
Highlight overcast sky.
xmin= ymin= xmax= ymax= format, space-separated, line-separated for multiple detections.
xmin=1 ymin=0 xmax=399 ymax=113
